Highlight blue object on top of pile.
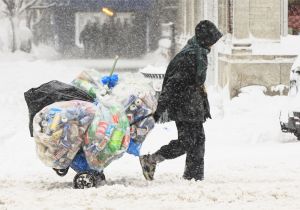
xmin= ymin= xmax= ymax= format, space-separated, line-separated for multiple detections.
xmin=101 ymin=74 xmax=119 ymax=89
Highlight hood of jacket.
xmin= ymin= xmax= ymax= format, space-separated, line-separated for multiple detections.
xmin=195 ymin=20 xmax=223 ymax=49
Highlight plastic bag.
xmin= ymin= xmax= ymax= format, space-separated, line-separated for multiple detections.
xmin=125 ymin=94 xmax=156 ymax=144
xmin=24 ymin=80 xmax=94 ymax=137
xmin=72 ymin=70 xmax=158 ymax=157
xmin=72 ymin=70 xmax=108 ymax=100
xmin=33 ymin=100 xmax=96 ymax=169
xmin=83 ymin=104 xmax=130 ymax=171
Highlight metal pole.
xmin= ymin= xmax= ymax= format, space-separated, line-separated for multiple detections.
xmin=170 ymin=22 xmax=176 ymax=59
xmin=146 ymin=15 xmax=150 ymax=53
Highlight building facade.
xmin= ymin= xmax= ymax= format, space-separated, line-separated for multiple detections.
xmin=29 ymin=0 xmax=158 ymax=58
xmin=175 ymin=0 xmax=300 ymax=97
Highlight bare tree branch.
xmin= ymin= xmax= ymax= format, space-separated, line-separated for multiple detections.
xmin=18 ymin=0 xmax=24 ymax=9
xmin=10 ymin=0 xmax=15 ymax=12
xmin=1 ymin=0 xmax=10 ymax=8
xmin=1 ymin=0 xmax=15 ymax=16
xmin=28 ymin=3 xmax=56 ymax=26
xmin=29 ymin=9 xmax=45 ymax=27
xmin=1 ymin=10 xmax=10 ymax=16
xmin=29 ymin=2 xmax=56 ymax=9
xmin=18 ymin=0 xmax=38 ymax=14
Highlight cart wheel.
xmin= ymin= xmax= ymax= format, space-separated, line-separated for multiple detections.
xmin=53 ymin=167 xmax=69 ymax=177
xmin=95 ymin=171 xmax=106 ymax=184
xmin=73 ymin=171 xmax=96 ymax=189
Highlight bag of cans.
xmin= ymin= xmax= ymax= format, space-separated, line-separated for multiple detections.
xmin=33 ymin=100 xmax=96 ymax=169
xmin=72 ymin=70 xmax=109 ymax=100
xmin=72 ymin=70 xmax=158 ymax=158
xmin=83 ymin=104 xmax=130 ymax=171
xmin=124 ymin=92 xmax=157 ymax=156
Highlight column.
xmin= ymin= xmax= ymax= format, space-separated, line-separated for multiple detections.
xmin=249 ymin=0 xmax=281 ymax=40
xmin=233 ymin=0 xmax=250 ymax=40
xmin=194 ymin=0 xmax=203 ymax=24
xmin=281 ymin=0 xmax=288 ymax=36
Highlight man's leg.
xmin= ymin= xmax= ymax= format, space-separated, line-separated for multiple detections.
xmin=140 ymin=121 xmax=187 ymax=180
xmin=154 ymin=121 xmax=187 ymax=160
xmin=183 ymin=122 xmax=205 ymax=181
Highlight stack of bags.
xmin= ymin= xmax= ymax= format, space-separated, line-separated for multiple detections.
xmin=30 ymin=69 xmax=157 ymax=172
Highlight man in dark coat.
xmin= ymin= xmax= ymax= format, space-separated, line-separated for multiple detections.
xmin=80 ymin=20 xmax=94 ymax=57
xmin=140 ymin=20 xmax=223 ymax=181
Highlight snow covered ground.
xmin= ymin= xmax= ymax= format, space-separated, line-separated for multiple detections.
xmin=0 ymin=55 xmax=300 ymax=210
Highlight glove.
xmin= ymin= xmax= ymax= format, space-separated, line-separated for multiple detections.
xmin=152 ymin=112 xmax=161 ymax=123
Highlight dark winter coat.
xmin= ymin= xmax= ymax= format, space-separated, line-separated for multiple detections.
xmin=155 ymin=20 xmax=222 ymax=122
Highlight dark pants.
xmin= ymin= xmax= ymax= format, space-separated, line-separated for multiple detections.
xmin=156 ymin=121 xmax=205 ymax=180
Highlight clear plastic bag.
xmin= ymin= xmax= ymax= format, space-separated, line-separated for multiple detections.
xmin=83 ymin=104 xmax=130 ymax=171
xmin=33 ymin=100 xmax=96 ymax=169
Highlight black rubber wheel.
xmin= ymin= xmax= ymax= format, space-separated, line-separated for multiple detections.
xmin=95 ymin=171 xmax=106 ymax=182
xmin=73 ymin=171 xmax=96 ymax=189
xmin=53 ymin=167 xmax=69 ymax=177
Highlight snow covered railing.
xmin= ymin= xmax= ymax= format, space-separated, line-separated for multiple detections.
xmin=139 ymin=65 xmax=167 ymax=80
xmin=140 ymin=73 xmax=165 ymax=79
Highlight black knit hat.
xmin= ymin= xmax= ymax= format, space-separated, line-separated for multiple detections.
xmin=195 ymin=20 xmax=223 ymax=48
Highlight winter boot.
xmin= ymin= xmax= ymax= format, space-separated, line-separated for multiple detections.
xmin=139 ymin=154 xmax=164 ymax=181
xmin=139 ymin=155 xmax=156 ymax=181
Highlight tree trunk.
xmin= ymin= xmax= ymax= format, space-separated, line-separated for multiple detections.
xmin=9 ymin=16 xmax=17 ymax=53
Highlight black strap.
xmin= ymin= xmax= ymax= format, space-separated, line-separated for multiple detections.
xmin=130 ymin=114 xmax=153 ymax=126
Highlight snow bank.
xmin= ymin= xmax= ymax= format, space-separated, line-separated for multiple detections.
xmin=205 ymin=85 xmax=292 ymax=144
xmin=31 ymin=44 xmax=60 ymax=60
xmin=0 ymin=44 xmax=60 ymax=62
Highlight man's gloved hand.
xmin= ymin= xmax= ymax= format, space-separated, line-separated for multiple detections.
xmin=152 ymin=112 xmax=161 ymax=123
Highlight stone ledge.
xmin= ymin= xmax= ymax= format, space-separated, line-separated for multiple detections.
xmin=219 ymin=53 xmax=297 ymax=62
xmin=218 ymin=53 xmax=296 ymax=98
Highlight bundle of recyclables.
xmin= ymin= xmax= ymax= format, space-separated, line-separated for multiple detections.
xmin=24 ymin=57 xmax=157 ymax=188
